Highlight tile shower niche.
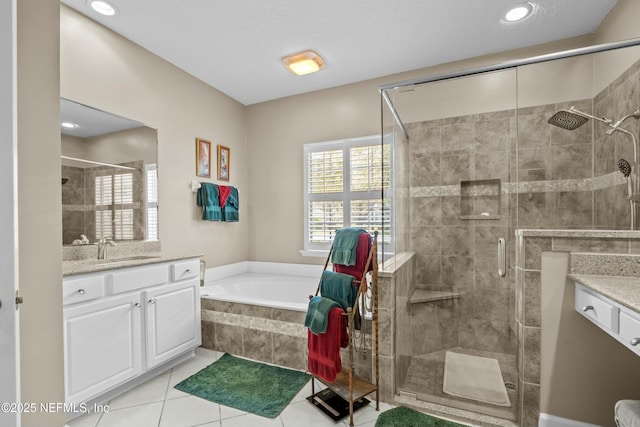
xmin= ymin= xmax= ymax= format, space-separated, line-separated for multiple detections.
xmin=459 ymin=179 xmax=502 ymax=220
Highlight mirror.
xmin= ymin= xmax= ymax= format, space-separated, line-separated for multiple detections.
xmin=61 ymin=99 xmax=158 ymax=245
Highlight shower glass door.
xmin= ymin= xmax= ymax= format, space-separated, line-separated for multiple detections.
xmin=383 ymin=69 xmax=518 ymax=420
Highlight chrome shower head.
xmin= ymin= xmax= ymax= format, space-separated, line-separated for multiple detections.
xmin=548 ymin=109 xmax=589 ymax=130
xmin=618 ymin=159 xmax=632 ymax=178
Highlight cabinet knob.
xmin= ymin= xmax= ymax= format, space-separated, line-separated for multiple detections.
xmin=582 ymin=305 xmax=594 ymax=312
xmin=185 ymin=269 xmax=192 ymax=274
xmin=78 ymin=289 xmax=85 ymax=295
xmin=148 ymin=299 xmax=156 ymax=304
xmin=134 ymin=303 xmax=141 ymax=308
xmin=631 ymin=338 xmax=640 ymax=346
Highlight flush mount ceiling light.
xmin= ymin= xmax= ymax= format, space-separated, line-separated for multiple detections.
xmin=504 ymin=2 xmax=533 ymax=22
xmin=89 ymin=0 xmax=117 ymax=16
xmin=282 ymin=50 xmax=326 ymax=76
xmin=61 ymin=122 xmax=78 ymax=129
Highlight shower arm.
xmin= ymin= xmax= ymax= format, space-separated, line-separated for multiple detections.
xmin=567 ymin=106 xmax=613 ymax=126
xmin=568 ymin=107 xmax=640 ymax=196
xmin=606 ymin=110 xmax=640 ymax=135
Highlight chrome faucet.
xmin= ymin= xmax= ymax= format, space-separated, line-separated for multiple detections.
xmin=97 ymin=236 xmax=117 ymax=260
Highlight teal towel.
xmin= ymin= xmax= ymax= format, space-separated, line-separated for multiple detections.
xmin=331 ymin=228 xmax=366 ymax=266
xmin=320 ymin=271 xmax=356 ymax=311
xmin=305 ymin=296 xmax=340 ymax=335
xmin=222 ymin=186 xmax=239 ymax=222
xmin=196 ymin=183 xmax=221 ymax=221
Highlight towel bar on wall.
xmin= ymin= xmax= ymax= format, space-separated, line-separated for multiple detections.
xmin=191 ymin=180 xmax=201 ymax=192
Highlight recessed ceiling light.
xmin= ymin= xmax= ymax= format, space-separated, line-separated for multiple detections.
xmin=89 ymin=0 xmax=117 ymax=16
xmin=504 ymin=3 xmax=533 ymax=22
xmin=282 ymin=51 xmax=326 ymax=76
xmin=61 ymin=122 xmax=78 ymax=129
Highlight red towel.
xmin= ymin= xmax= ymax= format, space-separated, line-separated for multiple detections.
xmin=334 ymin=232 xmax=372 ymax=281
xmin=218 ymin=185 xmax=232 ymax=207
xmin=307 ymin=307 xmax=349 ymax=383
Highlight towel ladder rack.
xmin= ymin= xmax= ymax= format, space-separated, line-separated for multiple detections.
xmin=307 ymin=230 xmax=380 ymax=427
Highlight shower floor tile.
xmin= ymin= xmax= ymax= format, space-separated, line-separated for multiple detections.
xmin=398 ymin=347 xmax=516 ymax=419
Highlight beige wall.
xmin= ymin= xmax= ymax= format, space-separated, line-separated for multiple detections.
xmin=593 ymin=0 xmax=640 ymax=93
xmin=17 ymin=1 xmax=65 ymax=426
xmin=62 ymin=126 xmax=157 ymax=167
xmin=60 ymin=5 xmax=248 ymax=268
xmin=246 ymin=36 xmax=594 ymax=265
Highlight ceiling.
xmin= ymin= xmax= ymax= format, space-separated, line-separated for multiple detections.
xmin=61 ymin=98 xmax=144 ymax=138
xmin=60 ymin=0 xmax=618 ymax=106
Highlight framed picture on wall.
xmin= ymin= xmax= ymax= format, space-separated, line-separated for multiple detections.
xmin=217 ymin=144 xmax=230 ymax=181
xmin=196 ymin=138 xmax=211 ymax=178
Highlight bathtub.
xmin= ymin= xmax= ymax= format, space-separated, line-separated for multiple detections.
xmin=199 ymin=263 xmax=323 ymax=370
xmin=200 ymin=272 xmax=318 ymax=312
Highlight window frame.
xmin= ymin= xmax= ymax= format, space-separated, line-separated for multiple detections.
xmin=303 ymin=135 xmax=392 ymax=253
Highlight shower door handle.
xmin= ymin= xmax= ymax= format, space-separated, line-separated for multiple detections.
xmin=497 ymin=238 xmax=506 ymax=277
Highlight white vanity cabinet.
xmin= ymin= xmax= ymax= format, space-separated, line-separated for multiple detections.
xmin=145 ymin=279 xmax=201 ymax=369
xmin=63 ymin=257 xmax=201 ymax=406
xmin=575 ymin=282 xmax=640 ymax=357
xmin=64 ymin=292 xmax=143 ymax=405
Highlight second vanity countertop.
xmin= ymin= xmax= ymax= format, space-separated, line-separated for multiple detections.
xmin=568 ymin=273 xmax=640 ymax=314
xmin=63 ymin=254 xmax=202 ymax=277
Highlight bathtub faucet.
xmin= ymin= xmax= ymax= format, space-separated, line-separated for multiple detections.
xmin=97 ymin=236 xmax=117 ymax=259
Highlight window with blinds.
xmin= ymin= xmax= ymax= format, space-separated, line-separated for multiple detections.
xmin=146 ymin=164 xmax=158 ymax=241
xmin=303 ymin=136 xmax=391 ymax=251
xmin=95 ymin=172 xmax=134 ymax=240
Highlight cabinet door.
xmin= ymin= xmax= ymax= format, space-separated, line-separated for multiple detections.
xmin=64 ymin=293 xmax=142 ymax=404
xmin=145 ymin=279 xmax=201 ymax=369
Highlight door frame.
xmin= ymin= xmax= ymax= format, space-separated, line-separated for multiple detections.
xmin=0 ymin=0 xmax=21 ymax=426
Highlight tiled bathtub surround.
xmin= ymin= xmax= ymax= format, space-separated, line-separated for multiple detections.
xmin=200 ymin=299 xmax=309 ymax=371
xmin=201 ymin=298 xmax=376 ymax=383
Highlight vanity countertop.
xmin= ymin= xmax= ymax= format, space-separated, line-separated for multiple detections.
xmin=63 ymin=254 xmax=202 ymax=277
xmin=569 ymin=273 xmax=640 ymax=314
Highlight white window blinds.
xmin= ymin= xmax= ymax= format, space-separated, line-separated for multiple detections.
xmin=95 ymin=172 xmax=134 ymax=240
xmin=145 ymin=164 xmax=158 ymax=241
xmin=303 ymin=136 xmax=391 ymax=251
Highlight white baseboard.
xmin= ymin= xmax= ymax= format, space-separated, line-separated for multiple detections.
xmin=539 ymin=413 xmax=604 ymax=427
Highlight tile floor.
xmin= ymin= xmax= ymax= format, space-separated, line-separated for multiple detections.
xmin=66 ymin=348 xmax=394 ymax=427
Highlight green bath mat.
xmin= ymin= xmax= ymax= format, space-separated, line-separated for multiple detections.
xmin=174 ymin=353 xmax=310 ymax=418
xmin=375 ymin=406 xmax=468 ymax=427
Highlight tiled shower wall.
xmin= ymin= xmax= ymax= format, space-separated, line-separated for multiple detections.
xmin=397 ymin=57 xmax=640 ymax=425
xmin=61 ymin=160 xmax=146 ymax=244
xmin=514 ymin=58 xmax=640 ymax=427
xmin=406 ymin=109 xmax=515 ymax=357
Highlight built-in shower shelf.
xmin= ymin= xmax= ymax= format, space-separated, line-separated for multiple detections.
xmin=409 ymin=289 xmax=464 ymax=304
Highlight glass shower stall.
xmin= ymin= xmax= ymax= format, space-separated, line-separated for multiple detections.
xmin=379 ymin=40 xmax=640 ymax=422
